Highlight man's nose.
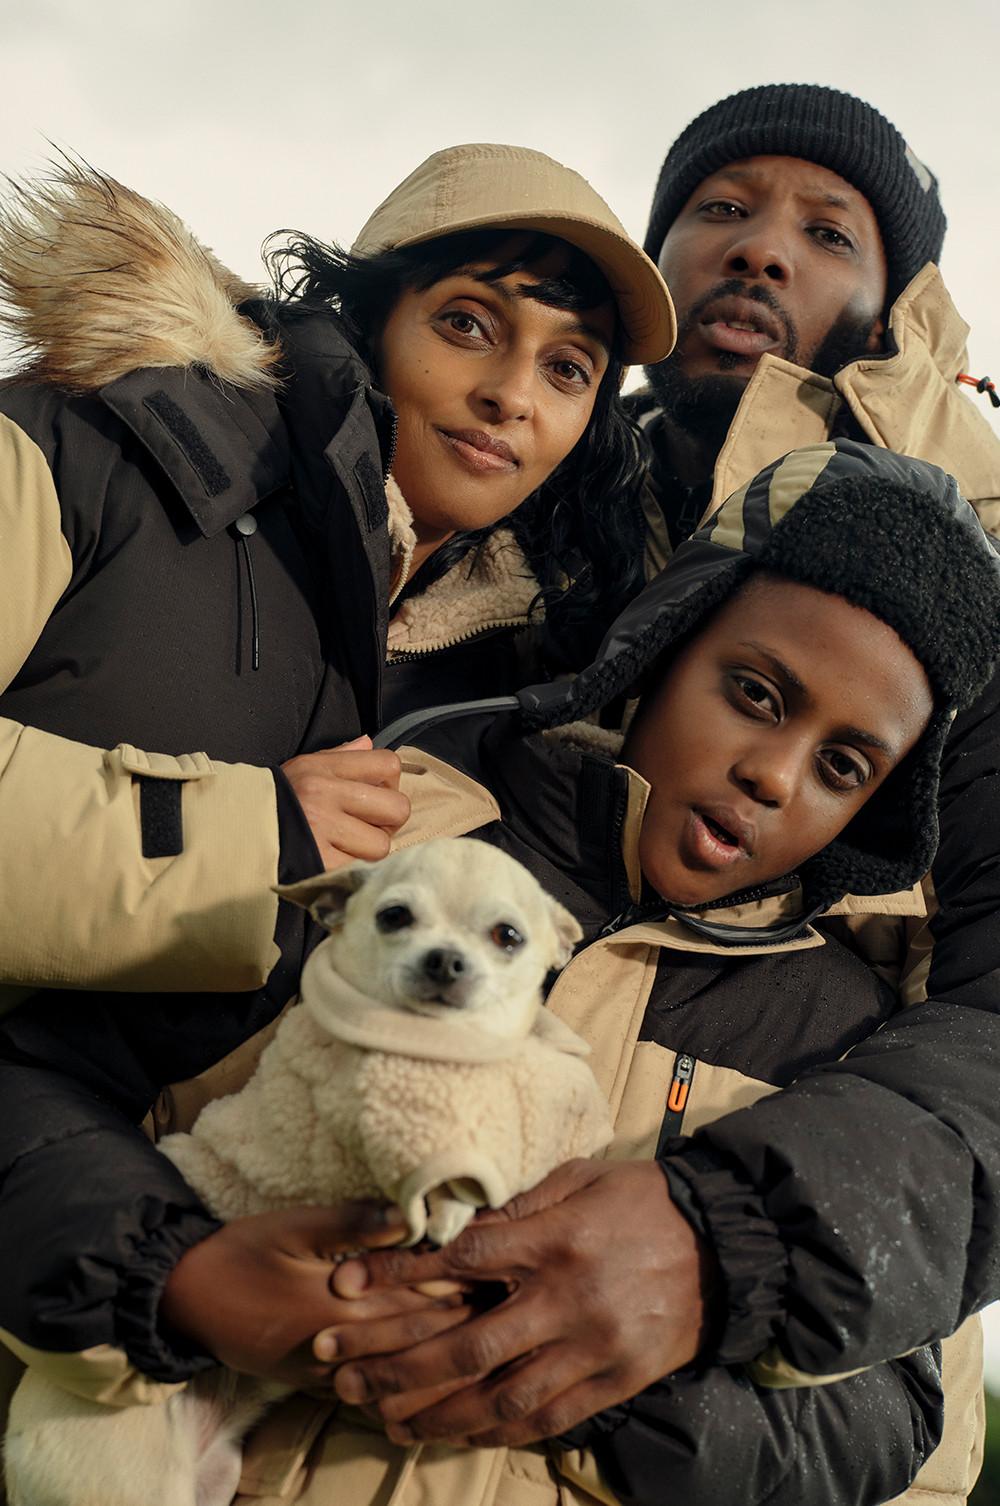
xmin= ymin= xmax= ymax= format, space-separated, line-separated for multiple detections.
xmin=722 ymin=222 xmax=793 ymax=286
xmin=473 ymin=350 xmax=535 ymax=423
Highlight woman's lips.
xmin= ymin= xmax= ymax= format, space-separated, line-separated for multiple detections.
xmin=438 ymin=428 xmax=519 ymax=474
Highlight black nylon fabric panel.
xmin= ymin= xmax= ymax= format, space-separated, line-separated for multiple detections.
xmin=0 ymin=1062 xmax=219 ymax=1376
xmin=640 ymin=941 xmax=898 ymax=1086
xmin=561 ymin=1345 xmax=941 ymax=1506
xmin=675 ymin=1052 xmax=980 ymax=1372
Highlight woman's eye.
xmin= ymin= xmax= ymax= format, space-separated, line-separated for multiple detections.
xmin=437 ymin=309 xmax=489 ymax=341
xmin=549 ymin=356 xmax=592 ymax=389
xmin=819 ymin=748 xmax=870 ymax=790
xmin=731 ymin=674 xmax=780 ymax=720
xmin=490 ymin=922 xmax=524 ymax=952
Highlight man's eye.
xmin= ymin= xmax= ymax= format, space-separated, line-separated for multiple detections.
xmin=490 ymin=922 xmax=525 ymax=952
xmin=701 ymin=199 xmax=745 ymax=218
xmin=376 ymin=904 xmax=415 ymax=932
xmin=811 ymin=225 xmax=854 ymax=251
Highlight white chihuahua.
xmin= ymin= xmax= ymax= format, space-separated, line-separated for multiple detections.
xmin=5 ymin=838 xmax=611 ymax=1506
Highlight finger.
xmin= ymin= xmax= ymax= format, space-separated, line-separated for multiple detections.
xmin=347 ymin=1215 xmax=537 ymax=1294
xmin=383 ymin=1345 xmax=595 ymax=1447
xmin=489 ymin=1158 xmax=603 ymax=1224
xmin=319 ymin=812 xmax=393 ymax=863
xmin=316 ymin=749 xmax=403 ymax=788
xmin=280 ymin=1202 xmax=408 ymax=1256
xmin=333 ymin=782 xmax=411 ymax=830
xmin=332 ymin=735 xmax=373 ymax=752
xmin=334 ymin=1291 xmax=539 ymax=1405
xmin=315 ymin=1300 xmax=473 ymax=1363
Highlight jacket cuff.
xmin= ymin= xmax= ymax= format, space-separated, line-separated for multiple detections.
xmin=273 ymin=766 xmax=324 ymax=884
xmin=660 ymin=1141 xmax=788 ymax=1366
xmin=118 ymin=1212 xmax=224 ymax=1382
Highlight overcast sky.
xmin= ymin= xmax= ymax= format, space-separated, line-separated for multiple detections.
xmin=3 ymin=0 xmax=1000 ymax=1383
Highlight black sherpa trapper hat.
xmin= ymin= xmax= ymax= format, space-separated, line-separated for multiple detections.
xmin=376 ymin=440 xmax=1000 ymax=920
xmin=516 ymin=439 xmax=1000 ymax=914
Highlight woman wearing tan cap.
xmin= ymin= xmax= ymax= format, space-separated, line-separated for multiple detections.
xmin=265 ymin=141 xmax=676 ymax=733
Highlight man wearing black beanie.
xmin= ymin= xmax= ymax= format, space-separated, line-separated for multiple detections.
xmin=626 ymin=84 xmax=1000 ymax=1506
xmin=636 ymin=83 xmax=1000 ymax=562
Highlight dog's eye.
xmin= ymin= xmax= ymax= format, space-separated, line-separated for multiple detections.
xmin=376 ymin=904 xmax=415 ymax=933
xmin=490 ymin=923 xmax=524 ymax=952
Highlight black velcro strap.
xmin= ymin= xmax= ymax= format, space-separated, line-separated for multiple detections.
xmin=138 ymin=778 xmax=184 ymax=858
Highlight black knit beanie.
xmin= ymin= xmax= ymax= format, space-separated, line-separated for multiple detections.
xmin=644 ymin=84 xmax=946 ymax=306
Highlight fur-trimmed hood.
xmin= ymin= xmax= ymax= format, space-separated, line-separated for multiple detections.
xmin=0 ymin=159 xmax=279 ymax=393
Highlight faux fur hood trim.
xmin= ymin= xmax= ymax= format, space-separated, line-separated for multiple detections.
xmin=0 ymin=159 xmax=279 ymax=393
xmin=387 ymin=522 xmax=541 ymax=656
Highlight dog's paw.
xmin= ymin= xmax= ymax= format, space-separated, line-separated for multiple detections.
xmin=425 ymin=1193 xmax=476 ymax=1246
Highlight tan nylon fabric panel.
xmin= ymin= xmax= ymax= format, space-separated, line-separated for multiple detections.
xmin=0 ymin=1329 xmax=177 ymax=1408
xmin=393 ymin=751 xmax=501 ymax=851
xmin=0 ymin=414 xmax=72 ymax=690
xmin=0 ymin=734 xmax=280 ymax=991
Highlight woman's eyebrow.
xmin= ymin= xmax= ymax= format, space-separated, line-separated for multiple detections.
xmin=455 ymin=273 xmax=612 ymax=355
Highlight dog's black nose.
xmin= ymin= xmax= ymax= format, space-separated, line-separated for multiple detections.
xmin=422 ymin=947 xmax=466 ymax=987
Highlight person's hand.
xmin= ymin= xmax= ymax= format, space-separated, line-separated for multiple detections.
xmin=327 ymin=1159 xmax=719 ymax=1448
xmin=159 ymin=1204 xmax=468 ymax=1390
xmin=281 ymin=736 xmax=410 ymax=869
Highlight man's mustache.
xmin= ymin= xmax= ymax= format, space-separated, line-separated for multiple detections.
xmin=678 ymin=279 xmax=798 ymax=363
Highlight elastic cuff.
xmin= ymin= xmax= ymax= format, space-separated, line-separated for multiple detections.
xmin=660 ymin=1141 xmax=788 ymax=1366
xmin=273 ymin=766 xmax=324 ymax=884
xmin=118 ymin=1212 xmax=223 ymax=1381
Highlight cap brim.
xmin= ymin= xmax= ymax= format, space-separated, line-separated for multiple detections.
xmin=392 ymin=212 xmax=676 ymax=365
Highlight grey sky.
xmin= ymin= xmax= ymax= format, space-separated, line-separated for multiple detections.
xmin=3 ymin=0 xmax=1000 ymax=1384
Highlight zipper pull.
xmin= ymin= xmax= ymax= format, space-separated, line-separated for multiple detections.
xmin=655 ymin=1054 xmax=696 ymax=1155
xmin=957 ymin=372 xmax=1000 ymax=409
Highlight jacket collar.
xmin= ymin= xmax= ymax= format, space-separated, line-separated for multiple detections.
xmin=99 ymin=365 xmax=290 ymax=538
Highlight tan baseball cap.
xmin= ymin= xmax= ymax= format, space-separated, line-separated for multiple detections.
xmin=352 ymin=143 xmax=676 ymax=365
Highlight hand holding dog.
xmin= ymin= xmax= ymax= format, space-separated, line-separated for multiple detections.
xmin=159 ymin=1203 xmax=469 ymax=1390
xmin=327 ymin=1158 xmax=718 ymax=1447
xmin=281 ymin=735 xmax=410 ymax=869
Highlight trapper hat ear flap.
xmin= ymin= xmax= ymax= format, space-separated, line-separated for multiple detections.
xmin=544 ymin=895 xmax=584 ymax=969
xmin=274 ymin=864 xmax=374 ymax=931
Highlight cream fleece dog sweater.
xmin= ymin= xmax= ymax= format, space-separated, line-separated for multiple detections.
xmin=161 ymin=975 xmax=612 ymax=1240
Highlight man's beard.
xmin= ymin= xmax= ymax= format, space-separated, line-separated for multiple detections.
xmin=644 ymin=279 xmax=880 ymax=451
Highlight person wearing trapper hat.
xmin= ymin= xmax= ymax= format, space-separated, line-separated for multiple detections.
xmin=0 ymin=142 xmax=676 ymax=1469
xmin=217 ymin=439 xmax=1000 ymax=1506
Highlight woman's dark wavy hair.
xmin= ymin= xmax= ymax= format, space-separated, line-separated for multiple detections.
xmin=264 ymin=228 xmax=648 ymax=669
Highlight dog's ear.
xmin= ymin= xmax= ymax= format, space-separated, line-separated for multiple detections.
xmin=544 ymin=897 xmax=583 ymax=970
xmin=274 ymin=865 xmax=372 ymax=931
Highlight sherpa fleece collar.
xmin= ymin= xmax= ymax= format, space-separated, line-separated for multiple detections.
xmin=301 ymin=958 xmax=592 ymax=1064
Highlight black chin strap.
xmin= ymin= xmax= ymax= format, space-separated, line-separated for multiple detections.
xmin=665 ymin=901 xmax=826 ymax=948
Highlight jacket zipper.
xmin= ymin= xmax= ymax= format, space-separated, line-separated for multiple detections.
xmin=386 ymin=618 xmax=528 ymax=662
xmin=655 ymin=1053 xmax=696 ymax=1153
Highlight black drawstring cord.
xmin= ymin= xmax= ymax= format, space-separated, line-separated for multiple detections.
xmin=233 ymin=514 xmax=260 ymax=671
xmin=957 ymin=372 xmax=1000 ymax=409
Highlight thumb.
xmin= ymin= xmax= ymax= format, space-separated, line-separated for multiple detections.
xmin=335 ymin=734 xmax=373 ymax=751
xmin=488 ymin=1158 xmax=602 ymax=1224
